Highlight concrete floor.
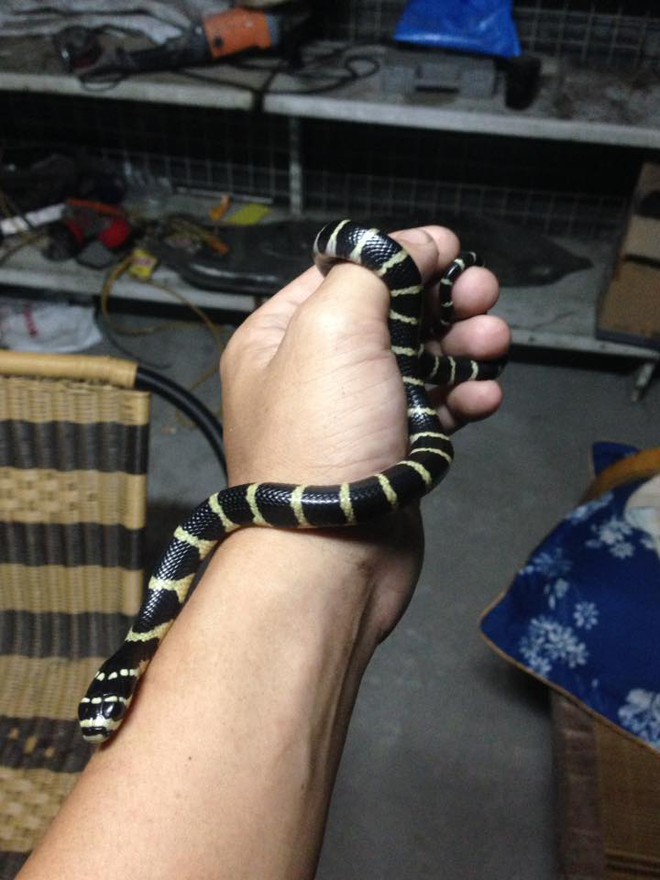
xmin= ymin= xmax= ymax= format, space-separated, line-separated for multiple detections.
xmin=90 ymin=317 xmax=659 ymax=879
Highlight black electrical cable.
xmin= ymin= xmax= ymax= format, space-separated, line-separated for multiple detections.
xmin=262 ymin=54 xmax=380 ymax=96
xmin=95 ymin=300 xmax=174 ymax=371
xmin=136 ymin=365 xmax=227 ymax=480
xmin=77 ymin=38 xmax=382 ymax=99
xmin=177 ymin=44 xmax=381 ymax=97
xmin=178 ymin=67 xmax=267 ymax=98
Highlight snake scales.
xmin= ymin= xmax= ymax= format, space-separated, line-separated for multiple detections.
xmin=78 ymin=219 xmax=503 ymax=743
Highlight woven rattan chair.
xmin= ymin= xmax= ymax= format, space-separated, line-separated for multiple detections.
xmin=0 ymin=350 xmax=224 ymax=878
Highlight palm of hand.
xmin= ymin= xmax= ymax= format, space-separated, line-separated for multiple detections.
xmin=223 ymin=265 xmax=411 ymax=488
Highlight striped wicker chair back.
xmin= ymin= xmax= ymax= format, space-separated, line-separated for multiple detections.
xmin=0 ymin=352 xmax=149 ymax=878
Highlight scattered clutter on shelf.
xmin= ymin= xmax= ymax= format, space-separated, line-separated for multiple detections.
xmin=0 ymin=1 xmax=192 ymax=45
xmin=0 ymin=150 xmax=594 ymax=304
xmin=0 ymin=2 xmax=548 ymax=111
xmin=0 ymin=296 xmax=101 ymax=353
xmin=0 ymin=153 xmax=128 ymax=268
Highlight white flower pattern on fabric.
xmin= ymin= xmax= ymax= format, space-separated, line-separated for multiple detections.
xmin=523 ymin=548 xmax=573 ymax=609
xmin=524 ymin=547 xmax=572 ymax=578
xmin=618 ymin=689 xmax=660 ymax=747
xmin=519 ymin=616 xmax=589 ymax=675
xmin=483 ymin=451 xmax=660 ymax=750
xmin=545 ymin=578 xmax=569 ymax=609
xmin=586 ymin=515 xmax=635 ymax=559
xmin=573 ymin=601 xmax=599 ymax=630
xmin=567 ymin=493 xmax=612 ymax=524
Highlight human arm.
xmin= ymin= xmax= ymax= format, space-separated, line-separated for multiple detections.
xmin=19 ymin=225 xmax=510 ymax=880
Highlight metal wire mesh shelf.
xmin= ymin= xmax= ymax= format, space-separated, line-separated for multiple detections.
xmin=2 ymin=92 xmax=637 ymax=240
xmin=516 ymin=3 xmax=660 ymax=69
xmin=302 ymin=168 xmax=627 ymax=240
xmin=1 ymin=93 xmax=292 ymax=207
xmin=296 ymin=116 xmax=635 ymax=238
xmin=318 ymin=1 xmax=660 ymax=72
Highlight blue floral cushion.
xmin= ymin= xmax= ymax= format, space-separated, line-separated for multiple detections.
xmin=481 ymin=442 xmax=660 ymax=749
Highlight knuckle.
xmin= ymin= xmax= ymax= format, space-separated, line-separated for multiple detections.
xmin=293 ymin=296 xmax=355 ymax=340
xmin=219 ymin=323 xmax=252 ymax=377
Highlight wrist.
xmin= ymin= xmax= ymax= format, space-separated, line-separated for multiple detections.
xmin=216 ymin=512 xmax=423 ymax=648
xmin=216 ymin=525 xmax=384 ymax=652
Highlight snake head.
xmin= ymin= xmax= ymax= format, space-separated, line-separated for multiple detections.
xmin=78 ymin=655 xmax=140 ymax=743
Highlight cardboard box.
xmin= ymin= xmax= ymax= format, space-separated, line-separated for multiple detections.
xmin=598 ymin=260 xmax=660 ymax=347
xmin=623 ymin=215 xmax=660 ymax=264
xmin=597 ymin=163 xmax=660 ymax=349
xmin=553 ymin=693 xmax=660 ymax=879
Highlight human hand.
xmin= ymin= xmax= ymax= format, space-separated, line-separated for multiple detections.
xmin=220 ymin=224 xmax=510 ymax=641
xmin=221 ymin=224 xmax=508 ymax=484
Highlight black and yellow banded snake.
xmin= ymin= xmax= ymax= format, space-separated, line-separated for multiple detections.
xmin=78 ymin=219 xmax=504 ymax=743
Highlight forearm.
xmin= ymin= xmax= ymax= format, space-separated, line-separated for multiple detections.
xmin=20 ymin=528 xmax=382 ymax=880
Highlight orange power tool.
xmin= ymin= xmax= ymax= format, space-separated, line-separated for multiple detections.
xmin=203 ymin=7 xmax=276 ymax=58
xmin=78 ymin=7 xmax=305 ymax=81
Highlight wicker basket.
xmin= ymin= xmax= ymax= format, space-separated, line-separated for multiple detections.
xmin=0 ymin=352 xmax=149 ymax=878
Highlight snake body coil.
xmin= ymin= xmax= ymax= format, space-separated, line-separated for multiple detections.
xmin=78 ymin=220 xmax=502 ymax=742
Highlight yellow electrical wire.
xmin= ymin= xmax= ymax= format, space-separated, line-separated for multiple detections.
xmin=166 ymin=216 xmax=230 ymax=256
xmin=0 ymin=186 xmax=232 ymax=425
xmin=0 ymin=183 xmax=46 ymax=263
xmin=100 ymin=253 xmax=232 ymax=425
